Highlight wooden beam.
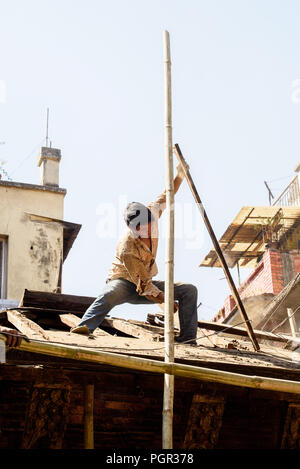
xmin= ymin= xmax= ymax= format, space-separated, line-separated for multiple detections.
xmin=183 ymin=394 xmax=225 ymax=448
xmin=5 ymin=334 xmax=300 ymax=395
xmin=84 ymin=384 xmax=94 ymax=449
xmin=197 ymin=319 xmax=300 ymax=345
xmin=287 ymin=308 xmax=298 ymax=338
xmin=102 ymin=318 xmax=161 ymax=341
xmin=127 ymin=319 xmax=166 ymax=335
xmin=59 ymin=313 xmax=111 ymax=337
xmin=7 ymin=309 xmax=50 ymax=340
xmin=174 ymin=144 xmax=260 ymax=352
xmin=19 ymin=289 xmax=96 ymax=313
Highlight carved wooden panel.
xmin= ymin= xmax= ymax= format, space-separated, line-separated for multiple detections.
xmin=183 ymin=394 xmax=225 ymax=449
xmin=22 ymin=384 xmax=71 ymax=449
xmin=281 ymin=403 xmax=300 ymax=449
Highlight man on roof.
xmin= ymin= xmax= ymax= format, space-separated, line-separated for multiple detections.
xmin=71 ymin=163 xmax=199 ymax=346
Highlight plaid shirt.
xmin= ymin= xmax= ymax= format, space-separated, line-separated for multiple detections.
xmin=107 ymin=190 xmax=167 ymax=297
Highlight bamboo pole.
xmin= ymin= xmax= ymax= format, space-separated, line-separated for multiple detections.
xmin=1 ymin=335 xmax=300 ymax=394
xmin=173 ymin=143 xmax=260 ymax=352
xmin=84 ymin=384 xmax=94 ymax=449
xmin=163 ymin=29 xmax=175 ymax=450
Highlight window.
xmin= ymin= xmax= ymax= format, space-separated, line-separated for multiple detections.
xmin=0 ymin=237 xmax=8 ymax=299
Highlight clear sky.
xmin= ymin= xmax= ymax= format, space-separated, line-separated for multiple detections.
xmin=1 ymin=0 xmax=300 ymax=322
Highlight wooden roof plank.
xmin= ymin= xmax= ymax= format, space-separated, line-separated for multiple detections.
xmin=101 ymin=318 xmax=161 ymax=342
xmin=7 ymin=309 xmax=50 ymax=340
xmin=59 ymin=313 xmax=111 ymax=337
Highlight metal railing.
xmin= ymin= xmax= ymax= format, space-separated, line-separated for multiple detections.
xmin=273 ymin=175 xmax=300 ymax=207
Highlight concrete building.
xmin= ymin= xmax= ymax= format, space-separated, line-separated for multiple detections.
xmin=0 ymin=146 xmax=81 ymax=305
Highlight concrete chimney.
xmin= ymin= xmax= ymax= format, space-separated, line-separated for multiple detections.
xmin=37 ymin=147 xmax=61 ymax=187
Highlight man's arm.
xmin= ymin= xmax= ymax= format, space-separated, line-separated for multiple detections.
xmin=148 ymin=165 xmax=186 ymax=219
xmin=173 ymin=173 xmax=183 ymax=195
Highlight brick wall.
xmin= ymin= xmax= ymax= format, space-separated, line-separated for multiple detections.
xmin=214 ymin=248 xmax=300 ymax=322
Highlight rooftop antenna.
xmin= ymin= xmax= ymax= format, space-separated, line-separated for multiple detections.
xmin=46 ymin=108 xmax=49 ymax=147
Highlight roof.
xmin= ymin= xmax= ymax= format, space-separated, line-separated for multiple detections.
xmin=200 ymin=206 xmax=300 ymax=269
xmin=1 ymin=290 xmax=300 ymax=386
xmin=0 ymin=179 xmax=67 ymax=195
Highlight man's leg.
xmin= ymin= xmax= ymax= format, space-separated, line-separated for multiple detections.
xmin=152 ymin=280 xmax=198 ymax=343
xmin=75 ymin=279 xmax=138 ymax=333
xmin=128 ymin=280 xmax=199 ymax=343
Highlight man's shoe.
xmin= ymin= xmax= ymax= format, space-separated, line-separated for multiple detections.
xmin=70 ymin=325 xmax=90 ymax=336
xmin=174 ymin=337 xmax=197 ymax=346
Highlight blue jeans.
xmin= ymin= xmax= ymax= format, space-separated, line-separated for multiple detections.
xmin=78 ymin=278 xmax=198 ymax=341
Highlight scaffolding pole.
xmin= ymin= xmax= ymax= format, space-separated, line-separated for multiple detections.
xmin=162 ymin=30 xmax=175 ymax=449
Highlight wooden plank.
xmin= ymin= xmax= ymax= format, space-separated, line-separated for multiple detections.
xmin=7 ymin=310 xmax=50 ymax=340
xmin=102 ymin=318 xmax=161 ymax=341
xmin=127 ymin=319 xmax=165 ymax=335
xmin=19 ymin=289 xmax=95 ymax=313
xmin=182 ymin=393 xmax=225 ymax=449
xmin=12 ymin=306 xmax=86 ymax=317
xmin=59 ymin=313 xmax=111 ymax=336
xmin=84 ymin=384 xmax=94 ymax=449
xmin=197 ymin=319 xmax=300 ymax=344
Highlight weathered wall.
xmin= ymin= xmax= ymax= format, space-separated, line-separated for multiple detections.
xmin=0 ymin=364 xmax=299 ymax=449
xmin=214 ymin=248 xmax=300 ymax=324
xmin=0 ymin=183 xmax=65 ymax=300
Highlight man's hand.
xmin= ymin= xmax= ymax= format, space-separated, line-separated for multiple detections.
xmin=145 ymin=292 xmax=165 ymax=304
xmin=146 ymin=292 xmax=179 ymax=313
xmin=0 ymin=327 xmax=23 ymax=348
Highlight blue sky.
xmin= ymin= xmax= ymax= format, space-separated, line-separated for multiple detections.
xmin=1 ymin=0 xmax=300 ymax=321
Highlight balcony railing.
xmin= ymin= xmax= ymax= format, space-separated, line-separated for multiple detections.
xmin=273 ymin=175 xmax=300 ymax=207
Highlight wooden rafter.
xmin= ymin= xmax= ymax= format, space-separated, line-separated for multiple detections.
xmin=7 ymin=309 xmax=50 ymax=340
xmin=59 ymin=313 xmax=111 ymax=337
xmin=102 ymin=318 xmax=161 ymax=342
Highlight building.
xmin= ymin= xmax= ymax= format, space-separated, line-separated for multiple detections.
xmin=0 ymin=289 xmax=300 ymax=449
xmin=0 ymin=148 xmax=300 ymax=449
xmin=0 ymin=146 xmax=81 ymax=306
xmin=201 ymin=163 xmax=300 ymax=337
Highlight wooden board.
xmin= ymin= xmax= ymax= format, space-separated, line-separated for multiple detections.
xmin=59 ymin=313 xmax=111 ymax=337
xmin=102 ymin=318 xmax=161 ymax=342
xmin=19 ymin=289 xmax=96 ymax=313
xmin=7 ymin=310 xmax=50 ymax=340
xmin=197 ymin=319 xmax=298 ymax=344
